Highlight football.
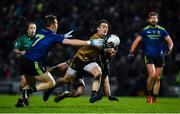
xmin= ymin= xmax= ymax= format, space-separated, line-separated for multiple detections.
xmin=106 ymin=34 xmax=120 ymax=47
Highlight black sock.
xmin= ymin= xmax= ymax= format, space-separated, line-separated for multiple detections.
xmin=153 ymin=94 xmax=158 ymax=98
xmin=32 ymin=86 xmax=37 ymax=92
xmin=27 ymin=87 xmax=37 ymax=94
xmin=147 ymin=90 xmax=152 ymax=96
xmin=19 ymin=86 xmax=23 ymax=92
xmin=91 ymin=90 xmax=97 ymax=95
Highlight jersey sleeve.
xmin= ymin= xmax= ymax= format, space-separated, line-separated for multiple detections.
xmin=139 ymin=30 xmax=144 ymax=38
xmin=53 ymin=34 xmax=65 ymax=43
xmin=14 ymin=37 xmax=22 ymax=49
xmin=162 ymin=29 xmax=169 ymax=38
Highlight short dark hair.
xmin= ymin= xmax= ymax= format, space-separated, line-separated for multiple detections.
xmin=27 ymin=22 xmax=36 ymax=29
xmin=148 ymin=12 xmax=159 ymax=18
xmin=96 ymin=19 xmax=109 ymax=27
xmin=45 ymin=15 xmax=57 ymax=27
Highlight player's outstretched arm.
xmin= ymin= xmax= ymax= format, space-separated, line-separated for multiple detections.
xmin=62 ymin=38 xmax=104 ymax=47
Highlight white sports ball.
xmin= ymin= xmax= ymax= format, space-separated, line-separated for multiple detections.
xmin=106 ymin=34 xmax=120 ymax=47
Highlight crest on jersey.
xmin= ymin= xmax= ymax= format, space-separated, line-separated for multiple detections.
xmin=147 ymin=31 xmax=151 ymax=34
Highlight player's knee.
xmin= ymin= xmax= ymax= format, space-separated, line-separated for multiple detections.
xmin=94 ymin=75 xmax=101 ymax=81
xmin=74 ymin=87 xmax=84 ymax=97
xmin=62 ymin=76 xmax=73 ymax=84
xmin=148 ymin=75 xmax=156 ymax=81
xmin=75 ymin=91 xmax=83 ymax=97
xmin=155 ymin=76 xmax=161 ymax=81
xmin=48 ymin=79 xmax=56 ymax=88
xmin=149 ymin=73 xmax=155 ymax=78
xmin=93 ymin=70 xmax=102 ymax=78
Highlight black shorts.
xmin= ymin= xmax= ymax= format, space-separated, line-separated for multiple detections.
xmin=72 ymin=75 xmax=85 ymax=89
xmin=70 ymin=57 xmax=95 ymax=71
xmin=101 ymin=63 xmax=109 ymax=77
xmin=144 ymin=55 xmax=165 ymax=67
xmin=70 ymin=57 xmax=109 ymax=77
xmin=17 ymin=58 xmax=24 ymax=76
xmin=19 ymin=57 xmax=46 ymax=76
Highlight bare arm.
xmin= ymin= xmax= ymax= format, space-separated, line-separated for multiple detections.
xmin=130 ymin=35 xmax=142 ymax=53
xmin=103 ymin=76 xmax=119 ymax=101
xmin=165 ymin=35 xmax=173 ymax=54
xmin=62 ymin=39 xmax=89 ymax=46
xmin=103 ymin=76 xmax=111 ymax=96
xmin=62 ymin=38 xmax=104 ymax=48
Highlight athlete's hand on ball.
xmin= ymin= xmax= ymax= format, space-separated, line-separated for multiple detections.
xmin=63 ymin=30 xmax=74 ymax=38
xmin=105 ymin=41 xmax=114 ymax=48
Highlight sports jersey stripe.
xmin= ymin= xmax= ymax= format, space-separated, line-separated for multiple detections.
xmin=144 ymin=56 xmax=148 ymax=64
xmin=157 ymin=25 xmax=165 ymax=30
xmin=34 ymin=62 xmax=43 ymax=75
xmin=143 ymin=26 xmax=150 ymax=30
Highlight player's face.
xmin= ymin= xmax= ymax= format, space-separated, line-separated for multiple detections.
xmin=148 ymin=15 xmax=158 ymax=26
xmin=52 ymin=19 xmax=58 ymax=32
xmin=105 ymin=48 xmax=117 ymax=58
xmin=27 ymin=23 xmax=36 ymax=37
xmin=97 ymin=23 xmax=109 ymax=37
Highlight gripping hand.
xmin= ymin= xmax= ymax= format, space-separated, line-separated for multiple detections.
xmin=88 ymin=39 xmax=104 ymax=48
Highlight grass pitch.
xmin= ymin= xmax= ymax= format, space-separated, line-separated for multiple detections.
xmin=0 ymin=95 xmax=180 ymax=113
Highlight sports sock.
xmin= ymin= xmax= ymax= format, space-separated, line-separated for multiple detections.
xmin=91 ymin=90 xmax=97 ymax=95
xmin=147 ymin=90 xmax=152 ymax=96
xmin=153 ymin=94 xmax=158 ymax=98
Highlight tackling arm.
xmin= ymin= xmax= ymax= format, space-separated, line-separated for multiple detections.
xmin=62 ymin=38 xmax=104 ymax=47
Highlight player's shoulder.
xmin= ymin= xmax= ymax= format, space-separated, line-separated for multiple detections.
xmin=37 ymin=28 xmax=47 ymax=34
xmin=21 ymin=34 xmax=28 ymax=38
xmin=157 ymin=25 xmax=166 ymax=31
xmin=142 ymin=26 xmax=150 ymax=31
xmin=18 ymin=34 xmax=28 ymax=40
xmin=90 ymin=33 xmax=103 ymax=39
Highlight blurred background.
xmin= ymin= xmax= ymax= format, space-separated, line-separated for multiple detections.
xmin=0 ymin=0 xmax=180 ymax=97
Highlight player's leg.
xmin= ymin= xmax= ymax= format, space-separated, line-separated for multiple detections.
xmin=15 ymin=75 xmax=27 ymax=107
xmin=144 ymin=56 xmax=156 ymax=103
xmin=54 ymin=73 xmax=85 ymax=102
xmin=146 ymin=64 xmax=156 ymax=103
xmin=84 ymin=62 xmax=102 ymax=103
xmin=43 ymin=67 xmax=75 ymax=101
xmin=47 ymin=62 xmax=69 ymax=73
xmin=153 ymin=67 xmax=163 ymax=103
xmin=43 ymin=62 xmax=69 ymax=101
xmin=54 ymin=85 xmax=84 ymax=103
xmin=16 ymin=74 xmax=36 ymax=107
xmin=20 ymin=75 xmax=26 ymax=90
xmin=152 ymin=56 xmax=164 ymax=103
xmin=34 ymin=71 xmax=55 ymax=91
xmin=101 ymin=76 xmax=119 ymax=101
xmin=102 ymin=76 xmax=110 ymax=97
